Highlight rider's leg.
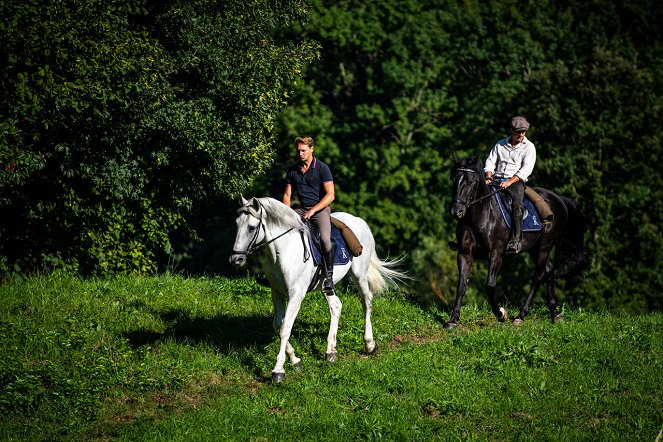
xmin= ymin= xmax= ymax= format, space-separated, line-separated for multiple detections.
xmin=507 ymin=182 xmax=525 ymax=253
xmin=312 ymin=207 xmax=335 ymax=295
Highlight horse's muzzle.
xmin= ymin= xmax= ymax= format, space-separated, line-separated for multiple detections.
xmin=451 ymin=203 xmax=466 ymax=219
xmin=229 ymin=254 xmax=248 ymax=268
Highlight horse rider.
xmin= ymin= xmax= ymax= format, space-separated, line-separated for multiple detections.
xmin=283 ymin=136 xmax=337 ymax=295
xmin=484 ymin=116 xmax=536 ymax=254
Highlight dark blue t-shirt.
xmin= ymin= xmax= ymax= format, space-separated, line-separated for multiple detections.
xmin=285 ymin=158 xmax=333 ymax=208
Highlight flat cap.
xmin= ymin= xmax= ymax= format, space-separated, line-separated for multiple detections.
xmin=511 ymin=116 xmax=530 ymax=131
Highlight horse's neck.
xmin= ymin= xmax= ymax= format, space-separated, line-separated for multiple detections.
xmin=470 ymin=185 xmax=498 ymax=219
xmin=264 ymin=225 xmax=310 ymax=266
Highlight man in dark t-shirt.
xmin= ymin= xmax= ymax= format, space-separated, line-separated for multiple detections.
xmin=283 ymin=136 xmax=336 ymax=295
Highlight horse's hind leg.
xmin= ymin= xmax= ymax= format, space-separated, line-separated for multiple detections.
xmin=324 ymin=293 xmax=342 ymax=362
xmin=545 ymin=264 xmax=562 ymax=322
xmin=352 ymin=273 xmax=377 ymax=355
xmin=515 ymin=257 xmax=553 ymax=324
xmin=486 ymin=252 xmax=508 ymax=322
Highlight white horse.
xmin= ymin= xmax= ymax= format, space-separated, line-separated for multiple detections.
xmin=229 ymin=197 xmax=405 ymax=382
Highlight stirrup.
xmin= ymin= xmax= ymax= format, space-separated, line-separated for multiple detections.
xmin=506 ymin=240 xmax=521 ymax=254
xmin=322 ymin=276 xmax=336 ymax=296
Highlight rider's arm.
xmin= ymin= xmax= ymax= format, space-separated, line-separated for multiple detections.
xmin=282 ymin=184 xmax=292 ymax=206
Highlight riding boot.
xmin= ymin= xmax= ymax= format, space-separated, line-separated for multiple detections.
xmin=322 ymin=248 xmax=336 ymax=296
xmin=507 ymin=207 xmax=523 ymax=254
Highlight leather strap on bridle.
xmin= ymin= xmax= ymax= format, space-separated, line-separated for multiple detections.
xmin=453 ymin=167 xmax=504 ymax=208
xmin=232 ymin=202 xmax=309 ymax=262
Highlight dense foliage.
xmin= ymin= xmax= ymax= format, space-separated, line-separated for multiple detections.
xmin=1 ymin=0 xmax=661 ymax=312
xmin=256 ymin=0 xmax=663 ymax=312
xmin=0 ymin=0 xmax=318 ymax=275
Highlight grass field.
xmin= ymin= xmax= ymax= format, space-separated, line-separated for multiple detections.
xmin=1 ymin=273 xmax=662 ymax=441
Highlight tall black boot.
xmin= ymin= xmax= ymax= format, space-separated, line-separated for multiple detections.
xmin=507 ymin=207 xmax=523 ymax=254
xmin=322 ymin=249 xmax=336 ymax=295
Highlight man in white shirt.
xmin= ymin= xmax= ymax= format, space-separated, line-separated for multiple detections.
xmin=484 ymin=116 xmax=536 ymax=254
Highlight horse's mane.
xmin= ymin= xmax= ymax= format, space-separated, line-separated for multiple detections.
xmin=452 ymin=155 xmax=483 ymax=174
xmin=254 ymin=197 xmax=309 ymax=234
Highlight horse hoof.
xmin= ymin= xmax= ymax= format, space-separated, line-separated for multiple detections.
xmin=367 ymin=344 xmax=378 ymax=356
xmin=512 ymin=318 xmax=525 ymax=326
xmin=294 ymin=361 xmax=303 ymax=370
xmin=498 ymin=307 xmax=508 ymax=322
xmin=271 ymin=372 xmax=285 ymax=383
xmin=326 ymin=352 xmax=337 ymax=363
xmin=443 ymin=321 xmax=458 ymax=330
xmin=552 ymin=314 xmax=563 ymax=323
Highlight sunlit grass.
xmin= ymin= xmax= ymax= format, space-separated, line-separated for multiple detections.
xmin=1 ymin=273 xmax=661 ymax=441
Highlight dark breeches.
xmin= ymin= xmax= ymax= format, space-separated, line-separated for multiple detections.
xmin=505 ymin=181 xmax=525 ymax=220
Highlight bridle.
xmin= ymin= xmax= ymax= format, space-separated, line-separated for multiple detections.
xmin=231 ymin=203 xmax=295 ymax=257
xmin=453 ymin=167 xmax=503 ymax=208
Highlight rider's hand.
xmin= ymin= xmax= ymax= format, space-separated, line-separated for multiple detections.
xmin=500 ymin=178 xmax=516 ymax=189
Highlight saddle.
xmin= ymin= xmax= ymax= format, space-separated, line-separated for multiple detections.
xmin=448 ymin=187 xmax=553 ymax=252
xmin=307 ymin=216 xmax=363 ymax=267
xmin=495 ymin=186 xmax=554 ymax=232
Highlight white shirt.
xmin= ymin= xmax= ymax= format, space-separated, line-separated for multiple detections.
xmin=484 ymin=136 xmax=536 ymax=182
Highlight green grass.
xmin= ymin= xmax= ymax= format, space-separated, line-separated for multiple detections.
xmin=1 ymin=273 xmax=662 ymax=441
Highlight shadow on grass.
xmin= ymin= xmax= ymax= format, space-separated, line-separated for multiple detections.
xmin=123 ymin=309 xmax=275 ymax=351
xmin=122 ymin=308 xmax=337 ymax=380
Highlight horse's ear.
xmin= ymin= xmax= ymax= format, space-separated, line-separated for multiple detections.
xmin=251 ymin=198 xmax=261 ymax=211
xmin=239 ymin=195 xmax=249 ymax=206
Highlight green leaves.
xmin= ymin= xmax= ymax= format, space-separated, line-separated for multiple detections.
xmin=254 ymin=0 xmax=663 ymax=311
xmin=0 ymin=0 xmax=319 ymax=276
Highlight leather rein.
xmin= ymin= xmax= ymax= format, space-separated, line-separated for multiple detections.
xmin=454 ymin=167 xmax=503 ymax=208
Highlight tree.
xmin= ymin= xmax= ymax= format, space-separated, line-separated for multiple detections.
xmin=0 ymin=0 xmax=319 ymax=275
xmin=253 ymin=0 xmax=663 ymax=311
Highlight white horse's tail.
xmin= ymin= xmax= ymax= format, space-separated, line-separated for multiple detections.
xmin=367 ymin=250 xmax=408 ymax=295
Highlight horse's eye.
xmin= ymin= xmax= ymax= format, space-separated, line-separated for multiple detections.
xmin=248 ymin=225 xmax=257 ymax=232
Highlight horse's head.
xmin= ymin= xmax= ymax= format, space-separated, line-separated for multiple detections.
xmin=450 ymin=155 xmax=483 ymax=219
xmin=229 ymin=196 xmax=265 ymax=268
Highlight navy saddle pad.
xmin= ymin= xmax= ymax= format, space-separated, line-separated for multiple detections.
xmin=495 ymin=193 xmax=543 ymax=232
xmin=310 ymin=226 xmax=351 ymax=266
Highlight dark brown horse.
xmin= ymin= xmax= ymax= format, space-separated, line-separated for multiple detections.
xmin=447 ymin=155 xmax=588 ymax=328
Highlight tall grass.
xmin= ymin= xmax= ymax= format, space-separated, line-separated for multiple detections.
xmin=1 ymin=273 xmax=661 ymax=441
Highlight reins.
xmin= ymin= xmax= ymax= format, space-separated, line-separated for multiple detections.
xmin=454 ymin=167 xmax=504 ymax=208
xmin=467 ymin=186 xmax=504 ymax=207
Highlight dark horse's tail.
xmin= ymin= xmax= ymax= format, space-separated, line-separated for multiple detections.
xmin=555 ymin=196 xmax=590 ymax=279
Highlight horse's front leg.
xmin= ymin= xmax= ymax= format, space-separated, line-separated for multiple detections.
xmin=486 ymin=251 xmax=508 ymax=322
xmin=271 ymin=288 xmax=306 ymax=383
xmin=323 ymin=292 xmax=342 ymax=362
xmin=271 ymin=289 xmax=301 ymax=370
xmin=445 ymin=251 xmax=473 ymax=329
